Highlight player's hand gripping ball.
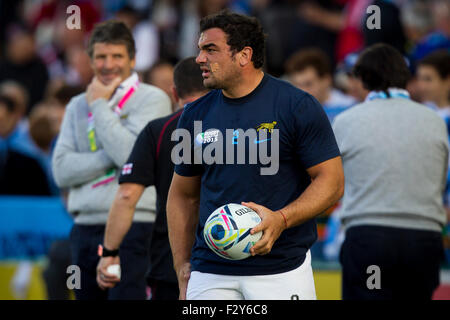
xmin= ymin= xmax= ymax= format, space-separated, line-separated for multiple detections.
xmin=203 ymin=203 xmax=262 ymax=260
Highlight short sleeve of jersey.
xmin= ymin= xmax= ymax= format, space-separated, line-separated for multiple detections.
xmin=174 ymin=108 xmax=203 ymax=177
xmin=118 ymin=123 xmax=155 ymax=186
xmin=294 ymin=94 xmax=341 ymax=168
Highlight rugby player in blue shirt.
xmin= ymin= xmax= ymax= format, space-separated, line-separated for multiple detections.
xmin=167 ymin=10 xmax=344 ymax=300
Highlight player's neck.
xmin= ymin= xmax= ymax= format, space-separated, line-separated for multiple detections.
xmin=176 ymin=92 xmax=210 ymax=111
xmin=222 ymin=70 xmax=264 ymax=99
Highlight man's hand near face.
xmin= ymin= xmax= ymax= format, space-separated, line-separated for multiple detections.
xmin=86 ymin=76 xmax=122 ymax=105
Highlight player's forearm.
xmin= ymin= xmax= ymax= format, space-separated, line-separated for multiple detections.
xmin=167 ymin=194 xmax=199 ymax=272
xmin=104 ymin=184 xmax=144 ymax=250
xmin=281 ymin=165 xmax=344 ymax=228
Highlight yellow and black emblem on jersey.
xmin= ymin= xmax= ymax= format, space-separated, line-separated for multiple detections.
xmin=256 ymin=121 xmax=277 ymax=133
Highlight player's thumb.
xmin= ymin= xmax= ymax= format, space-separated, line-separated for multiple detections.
xmin=241 ymin=201 xmax=260 ymax=213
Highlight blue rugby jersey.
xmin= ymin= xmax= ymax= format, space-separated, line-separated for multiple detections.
xmin=174 ymin=74 xmax=340 ymax=275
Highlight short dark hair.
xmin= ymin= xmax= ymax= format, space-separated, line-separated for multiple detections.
xmin=87 ymin=20 xmax=135 ymax=59
xmin=199 ymin=10 xmax=266 ymax=69
xmin=285 ymin=48 xmax=332 ymax=77
xmin=173 ymin=57 xmax=208 ymax=99
xmin=146 ymin=60 xmax=174 ymax=84
xmin=353 ymin=43 xmax=411 ymax=91
xmin=0 ymin=94 xmax=16 ymax=113
xmin=418 ymin=49 xmax=450 ymax=79
xmin=29 ymin=109 xmax=54 ymax=151
xmin=54 ymin=85 xmax=84 ymax=106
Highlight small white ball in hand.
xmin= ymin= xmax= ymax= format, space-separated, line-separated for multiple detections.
xmin=106 ymin=264 xmax=121 ymax=279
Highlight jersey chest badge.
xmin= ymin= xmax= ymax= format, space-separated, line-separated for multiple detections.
xmin=256 ymin=121 xmax=277 ymax=133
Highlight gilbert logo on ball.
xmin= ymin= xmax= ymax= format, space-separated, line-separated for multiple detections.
xmin=203 ymin=203 xmax=262 ymax=260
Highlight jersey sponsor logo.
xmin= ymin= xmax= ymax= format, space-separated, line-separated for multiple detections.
xmin=232 ymin=130 xmax=272 ymax=145
xmin=253 ymin=138 xmax=271 ymax=144
xmin=122 ymin=163 xmax=133 ymax=175
xmin=254 ymin=121 xmax=276 ymax=144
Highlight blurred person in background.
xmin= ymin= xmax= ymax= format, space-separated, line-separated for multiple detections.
xmin=177 ymin=0 xmax=230 ymax=59
xmin=402 ymin=0 xmax=450 ymax=68
xmin=259 ymin=0 xmax=344 ymax=76
xmin=145 ymin=60 xmax=176 ymax=109
xmin=284 ymin=47 xmax=355 ymax=263
xmin=97 ymin=57 xmax=209 ymax=300
xmin=0 ymin=94 xmax=51 ymax=196
xmin=345 ymin=72 xmax=369 ymax=103
xmin=52 ymin=20 xmax=171 ymax=300
xmin=26 ymin=0 xmax=100 ymax=85
xmin=0 ymin=81 xmax=57 ymax=194
xmin=151 ymin=0 xmax=183 ymax=63
xmin=29 ymin=0 xmax=101 ymax=34
xmin=0 ymin=0 xmax=26 ymax=56
xmin=417 ymin=50 xmax=450 ymax=112
xmin=416 ymin=48 xmax=450 ymax=266
xmin=432 ymin=0 xmax=450 ymax=39
xmin=285 ymin=48 xmax=355 ymax=124
xmin=42 ymin=83 xmax=84 ymax=150
xmin=398 ymin=0 xmax=449 ymax=102
xmin=65 ymin=46 xmax=95 ymax=89
xmin=401 ymin=0 xmax=435 ymax=54
xmin=40 ymin=84 xmax=84 ymax=300
xmin=334 ymin=52 xmax=369 ymax=103
xmin=42 ymin=238 xmax=72 ymax=300
xmin=0 ymin=80 xmax=58 ymax=194
xmin=362 ymin=0 xmax=407 ymax=54
xmin=333 ymin=43 xmax=448 ymax=300
xmin=151 ymin=0 xmax=266 ymax=64
xmin=115 ymin=5 xmax=160 ymax=75
xmin=27 ymin=101 xmax=67 ymax=195
xmin=0 ymin=80 xmax=28 ymax=131
xmin=151 ymin=0 xmax=229 ymax=63
xmin=297 ymin=0 xmax=368 ymax=63
xmin=0 ymin=80 xmax=69 ymax=196
xmin=417 ymin=49 xmax=450 ymax=239
xmin=0 ymin=26 xmax=49 ymax=115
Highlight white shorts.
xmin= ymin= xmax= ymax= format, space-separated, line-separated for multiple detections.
xmin=186 ymin=250 xmax=316 ymax=300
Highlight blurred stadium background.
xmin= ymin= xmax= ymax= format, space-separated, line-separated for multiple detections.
xmin=0 ymin=0 xmax=449 ymax=300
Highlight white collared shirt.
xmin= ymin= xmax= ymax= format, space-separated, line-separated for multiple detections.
xmin=108 ymin=72 xmax=140 ymax=109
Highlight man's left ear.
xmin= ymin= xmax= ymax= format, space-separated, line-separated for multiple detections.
xmin=130 ymin=58 xmax=136 ymax=69
xmin=239 ymin=47 xmax=253 ymax=67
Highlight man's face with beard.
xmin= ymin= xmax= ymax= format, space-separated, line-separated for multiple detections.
xmin=195 ymin=28 xmax=241 ymax=91
xmin=90 ymin=43 xmax=135 ymax=85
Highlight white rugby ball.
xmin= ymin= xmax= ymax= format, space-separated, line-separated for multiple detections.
xmin=203 ymin=203 xmax=262 ymax=260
